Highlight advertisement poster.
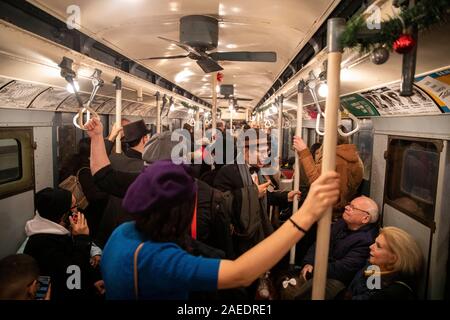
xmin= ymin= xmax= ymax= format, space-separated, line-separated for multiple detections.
xmin=340 ymin=94 xmax=380 ymax=117
xmin=414 ymin=68 xmax=450 ymax=113
xmin=359 ymin=83 xmax=441 ymax=116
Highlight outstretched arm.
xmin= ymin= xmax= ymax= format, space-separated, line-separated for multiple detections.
xmin=85 ymin=118 xmax=110 ymax=175
xmin=217 ymin=171 xmax=340 ymax=289
xmin=294 ymin=136 xmax=320 ymax=184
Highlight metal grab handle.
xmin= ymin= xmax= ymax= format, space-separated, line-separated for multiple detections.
xmin=309 ymin=87 xmax=326 ymax=136
xmin=337 ymin=111 xmax=360 ymax=136
xmin=264 ymin=119 xmax=274 ymax=128
xmin=73 ymin=105 xmax=100 ymax=130
xmin=315 ymin=110 xmax=325 ymax=136
xmin=309 ymin=86 xmax=359 ymax=137
xmin=188 ymin=118 xmax=196 ymax=127
xmin=72 ymin=69 xmax=103 ymax=131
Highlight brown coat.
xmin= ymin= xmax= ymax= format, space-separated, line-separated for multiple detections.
xmin=299 ymin=144 xmax=364 ymax=212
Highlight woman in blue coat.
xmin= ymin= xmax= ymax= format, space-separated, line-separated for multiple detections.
xmin=85 ymin=118 xmax=341 ymax=300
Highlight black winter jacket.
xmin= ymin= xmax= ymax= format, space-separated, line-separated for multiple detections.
xmin=24 ymin=234 xmax=100 ymax=300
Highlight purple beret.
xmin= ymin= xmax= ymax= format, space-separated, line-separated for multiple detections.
xmin=122 ymin=160 xmax=197 ymax=213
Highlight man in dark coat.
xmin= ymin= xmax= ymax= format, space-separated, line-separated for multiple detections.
xmin=295 ymin=196 xmax=379 ymax=299
xmin=214 ymin=132 xmax=300 ymax=220
xmin=96 ymin=120 xmax=149 ymax=247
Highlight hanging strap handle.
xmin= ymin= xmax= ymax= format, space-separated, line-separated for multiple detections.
xmin=133 ymin=242 xmax=144 ymax=300
xmin=190 ymin=193 xmax=198 ymax=239
xmin=73 ymin=106 xmax=100 ymax=130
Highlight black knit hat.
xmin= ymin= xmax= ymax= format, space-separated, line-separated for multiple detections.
xmin=35 ymin=187 xmax=72 ymax=223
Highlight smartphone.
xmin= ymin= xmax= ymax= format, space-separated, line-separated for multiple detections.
xmin=35 ymin=276 xmax=51 ymax=300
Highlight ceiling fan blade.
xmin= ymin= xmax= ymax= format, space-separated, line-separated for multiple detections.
xmin=209 ymin=51 xmax=277 ymax=62
xmin=199 ymin=96 xmax=252 ymax=101
xmin=196 ymin=58 xmax=223 ymax=73
xmin=139 ymin=54 xmax=189 ymax=60
xmin=199 ymin=96 xmax=230 ymax=100
xmin=158 ymin=36 xmax=203 ymax=57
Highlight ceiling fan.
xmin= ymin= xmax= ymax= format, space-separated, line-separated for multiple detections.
xmin=139 ymin=15 xmax=277 ymax=73
xmin=200 ymin=84 xmax=253 ymax=102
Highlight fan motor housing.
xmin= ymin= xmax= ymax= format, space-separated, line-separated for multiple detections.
xmin=180 ymin=15 xmax=218 ymax=50
xmin=220 ymin=84 xmax=234 ymax=97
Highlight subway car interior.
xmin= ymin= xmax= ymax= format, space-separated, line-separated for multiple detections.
xmin=0 ymin=0 xmax=449 ymax=302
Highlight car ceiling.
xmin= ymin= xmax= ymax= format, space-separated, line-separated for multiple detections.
xmin=26 ymin=0 xmax=341 ymax=110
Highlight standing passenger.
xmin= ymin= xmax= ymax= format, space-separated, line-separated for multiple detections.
xmin=97 ymin=120 xmax=149 ymax=247
xmin=99 ymin=160 xmax=340 ymax=299
xmin=293 ymin=131 xmax=363 ymax=217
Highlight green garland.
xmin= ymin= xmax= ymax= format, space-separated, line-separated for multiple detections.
xmin=341 ymin=0 xmax=450 ymax=51
xmin=180 ymin=101 xmax=199 ymax=111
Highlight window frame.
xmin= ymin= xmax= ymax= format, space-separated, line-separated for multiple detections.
xmin=384 ymin=135 xmax=442 ymax=228
xmin=0 ymin=127 xmax=34 ymax=199
xmin=0 ymin=138 xmax=22 ymax=184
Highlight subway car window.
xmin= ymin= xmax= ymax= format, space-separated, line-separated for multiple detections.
xmin=0 ymin=139 xmax=21 ymax=184
xmin=57 ymin=125 xmax=78 ymax=182
xmin=0 ymin=128 xmax=34 ymax=199
xmin=385 ymin=138 xmax=440 ymax=226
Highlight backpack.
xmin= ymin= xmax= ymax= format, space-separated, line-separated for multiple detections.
xmin=208 ymin=188 xmax=236 ymax=259
xmin=58 ymin=167 xmax=89 ymax=210
xmin=209 ymin=185 xmax=273 ymax=258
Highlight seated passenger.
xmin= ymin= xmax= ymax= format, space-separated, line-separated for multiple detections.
xmin=344 ymin=226 xmax=423 ymax=300
xmin=295 ymin=196 xmax=379 ymax=299
xmin=24 ymin=188 xmax=103 ymax=300
xmin=99 ymin=159 xmax=340 ymax=300
xmin=0 ymin=254 xmax=42 ymax=300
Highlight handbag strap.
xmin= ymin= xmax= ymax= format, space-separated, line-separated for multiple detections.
xmin=76 ymin=167 xmax=90 ymax=180
xmin=133 ymin=242 xmax=144 ymax=300
xmin=190 ymin=193 xmax=198 ymax=239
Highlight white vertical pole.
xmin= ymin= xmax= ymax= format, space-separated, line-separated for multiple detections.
xmin=156 ymin=94 xmax=161 ymax=134
xmin=277 ymin=96 xmax=283 ymax=170
xmin=230 ymin=109 xmax=233 ymax=135
xmin=212 ymin=73 xmax=218 ymax=135
xmin=195 ymin=109 xmax=200 ymax=131
xmin=312 ymin=18 xmax=344 ymax=300
xmin=113 ymin=76 xmax=122 ymax=154
xmin=137 ymin=87 xmax=143 ymax=102
xmin=290 ymin=81 xmax=305 ymax=264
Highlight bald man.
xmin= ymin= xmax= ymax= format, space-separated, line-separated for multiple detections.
xmin=296 ymin=196 xmax=379 ymax=299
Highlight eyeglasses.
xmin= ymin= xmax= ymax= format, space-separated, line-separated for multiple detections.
xmin=345 ymin=203 xmax=371 ymax=216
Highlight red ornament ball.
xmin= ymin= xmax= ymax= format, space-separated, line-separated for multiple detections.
xmin=216 ymin=72 xmax=224 ymax=82
xmin=393 ymin=34 xmax=416 ymax=54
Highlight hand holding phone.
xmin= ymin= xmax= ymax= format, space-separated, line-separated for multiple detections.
xmin=35 ymin=276 xmax=51 ymax=300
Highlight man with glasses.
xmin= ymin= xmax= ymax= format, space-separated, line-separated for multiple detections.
xmin=295 ymin=196 xmax=379 ymax=299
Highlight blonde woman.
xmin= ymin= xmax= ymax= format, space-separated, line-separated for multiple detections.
xmin=344 ymin=226 xmax=423 ymax=300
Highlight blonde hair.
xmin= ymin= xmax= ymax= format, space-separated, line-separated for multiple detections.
xmin=380 ymin=227 xmax=423 ymax=277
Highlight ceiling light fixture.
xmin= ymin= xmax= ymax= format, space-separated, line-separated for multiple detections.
xmin=66 ymin=81 xmax=80 ymax=93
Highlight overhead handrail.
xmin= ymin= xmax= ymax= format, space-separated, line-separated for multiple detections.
xmin=309 ymin=84 xmax=359 ymax=137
